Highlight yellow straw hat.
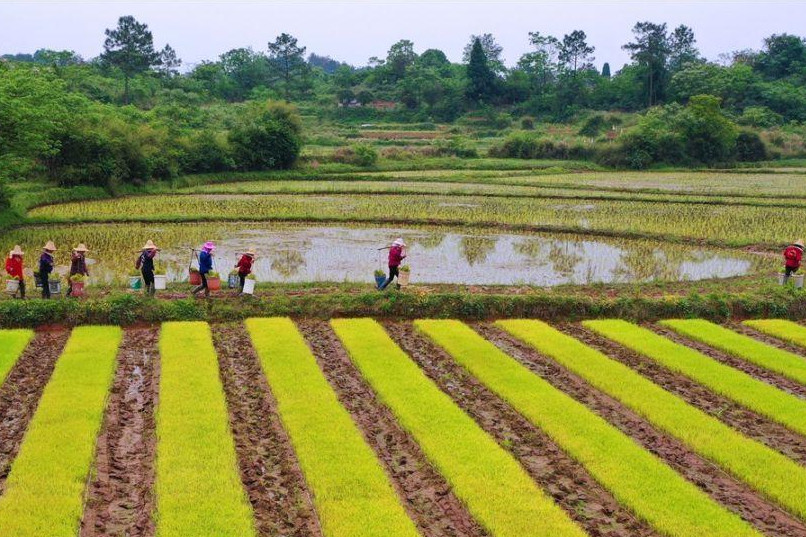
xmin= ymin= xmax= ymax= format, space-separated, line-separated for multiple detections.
xmin=245 ymin=247 xmax=257 ymax=257
xmin=43 ymin=241 xmax=57 ymax=252
xmin=796 ymin=239 xmax=804 ymax=248
xmin=142 ymin=240 xmax=158 ymax=250
xmin=73 ymin=243 xmax=89 ymax=252
xmin=9 ymin=245 xmax=23 ymax=257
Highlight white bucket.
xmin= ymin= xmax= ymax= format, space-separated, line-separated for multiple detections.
xmin=779 ymin=273 xmax=787 ymax=285
xmin=398 ymin=270 xmax=410 ymax=286
xmin=154 ymin=275 xmax=167 ymax=290
xmin=796 ymin=274 xmax=804 ymax=289
xmin=243 ymin=278 xmax=256 ymax=295
xmin=6 ymin=280 xmax=19 ymax=293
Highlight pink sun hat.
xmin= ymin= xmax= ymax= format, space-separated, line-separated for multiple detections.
xmin=202 ymin=241 xmax=216 ymax=252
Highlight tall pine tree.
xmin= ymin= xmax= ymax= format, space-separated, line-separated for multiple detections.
xmin=466 ymin=38 xmax=497 ymax=104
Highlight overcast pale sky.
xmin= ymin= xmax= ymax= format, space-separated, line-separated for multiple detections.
xmin=1 ymin=1 xmax=804 ymax=71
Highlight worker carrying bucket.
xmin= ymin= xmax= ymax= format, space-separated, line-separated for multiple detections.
xmin=782 ymin=239 xmax=805 ymax=287
xmin=378 ymin=237 xmax=407 ymax=291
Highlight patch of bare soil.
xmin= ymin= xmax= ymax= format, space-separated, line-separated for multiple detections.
xmin=212 ymin=323 xmax=321 ymax=537
xmin=384 ymin=321 xmax=657 ymax=537
xmin=80 ymin=327 xmax=159 ymax=537
xmin=480 ymin=323 xmax=806 ymax=537
xmin=297 ymin=319 xmax=486 ymax=537
xmin=650 ymin=324 xmax=806 ymax=400
xmin=0 ymin=330 xmax=68 ymax=493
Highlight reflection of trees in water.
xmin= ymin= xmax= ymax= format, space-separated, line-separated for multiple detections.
xmin=406 ymin=233 xmax=444 ymax=250
xmin=460 ymin=236 xmax=498 ymax=266
xmin=547 ymin=241 xmax=582 ymax=276
xmin=271 ymin=250 xmax=306 ymax=278
xmin=514 ymin=238 xmax=546 ymax=259
xmin=613 ymin=244 xmax=689 ymax=282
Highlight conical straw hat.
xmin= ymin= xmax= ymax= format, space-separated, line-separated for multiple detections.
xmin=9 ymin=245 xmax=23 ymax=257
xmin=245 ymin=247 xmax=256 ymax=257
xmin=73 ymin=243 xmax=89 ymax=252
xmin=142 ymin=240 xmax=158 ymax=250
xmin=43 ymin=241 xmax=56 ymax=251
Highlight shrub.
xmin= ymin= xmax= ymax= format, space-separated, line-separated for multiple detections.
xmin=734 ymin=131 xmax=768 ymax=162
xmin=230 ymin=120 xmax=301 ymax=171
xmin=578 ymin=114 xmax=607 ymax=137
xmin=520 ymin=117 xmax=535 ymax=130
xmin=432 ymin=137 xmax=478 ymax=158
xmin=737 ymin=106 xmax=783 ymax=128
xmin=489 ymin=132 xmax=592 ymax=160
xmin=352 ymin=143 xmax=379 ymax=167
xmin=181 ymin=131 xmax=236 ymax=173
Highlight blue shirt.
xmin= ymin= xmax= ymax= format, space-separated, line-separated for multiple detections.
xmin=199 ymin=250 xmax=213 ymax=274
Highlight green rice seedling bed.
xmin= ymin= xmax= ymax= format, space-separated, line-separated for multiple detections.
xmin=0 ymin=329 xmax=33 ymax=387
xmin=586 ymin=320 xmax=806 ymax=436
xmin=156 ymin=322 xmax=256 ymax=537
xmin=0 ymin=326 xmax=121 ymax=536
xmin=661 ymin=319 xmax=806 ymax=386
xmin=331 ymin=318 xmax=587 ymax=537
xmin=246 ymin=317 xmax=420 ymax=537
xmin=744 ymin=319 xmax=806 ymax=348
xmin=418 ymin=320 xmax=759 ymax=537
xmin=497 ymin=320 xmax=806 ymax=520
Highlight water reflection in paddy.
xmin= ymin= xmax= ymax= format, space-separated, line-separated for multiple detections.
xmin=1 ymin=223 xmax=769 ymax=286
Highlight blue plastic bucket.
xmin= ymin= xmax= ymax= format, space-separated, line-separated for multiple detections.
xmin=374 ymin=273 xmax=386 ymax=289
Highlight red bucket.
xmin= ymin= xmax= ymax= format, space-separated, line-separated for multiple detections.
xmin=189 ymin=270 xmax=201 ymax=285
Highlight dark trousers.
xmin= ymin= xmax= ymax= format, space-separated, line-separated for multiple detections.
xmin=143 ymin=270 xmax=155 ymax=296
xmin=192 ymin=272 xmax=209 ymax=296
xmin=238 ymin=272 xmax=246 ymax=292
xmin=786 ymin=266 xmax=799 ymax=276
xmin=42 ymin=279 xmax=50 ymax=299
xmin=381 ymin=265 xmax=400 ymax=290
xmin=12 ymin=280 xmax=25 ymax=299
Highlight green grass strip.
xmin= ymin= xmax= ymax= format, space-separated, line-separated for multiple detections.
xmin=0 ymin=326 xmax=121 ymax=536
xmin=661 ymin=319 xmax=806 ymax=386
xmin=420 ymin=320 xmax=759 ymax=537
xmin=497 ymin=320 xmax=806 ymax=521
xmin=246 ymin=318 xmax=420 ymax=537
xmin=331 ymin=318 xmax=587 ymax=537
xmin=744 ymin=319 xmax=806 ymax=348
xmin=585 ymin=320 xmax=806 ymax=437
xmin=0 ymin=329 xmax=33 ymax=387
xmin=156 ymin=322 xmax=256 ymax=537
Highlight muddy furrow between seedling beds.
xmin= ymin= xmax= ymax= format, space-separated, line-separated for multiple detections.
xmin=297 ymin=319 xmax=486 ymax=537
xmin=212 ymin=323 xmax=322 ymax=537
xmin=580 ymin=324 xmax=806 ymax=465
xmin=0 ymin=330 xmax=68 ymax=494
xmin=649 ymin=324 xmax=806 ymax=400
xmin=80 ymin=327 xmax=159 ymax=537
xmin=478 ymin=323 xmax=806 ymax=537
xmin=384 ymin=321 xmax=657 ymax=537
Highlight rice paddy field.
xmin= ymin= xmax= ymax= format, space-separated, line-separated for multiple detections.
xmin=5 ymin=162 xmax=806 ymax=536
xmin=2 ymin=318 xmax=806 ymax=537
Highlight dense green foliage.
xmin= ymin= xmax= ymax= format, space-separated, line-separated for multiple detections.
xmin=4 ymin=15 xmax=806 ymax=190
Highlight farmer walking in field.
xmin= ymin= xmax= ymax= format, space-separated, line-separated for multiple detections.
xmin=66 ymin=244 xmax=89 ymax=297
xmin=783 ymin=239 xmax=804 ymax=283
xmin=192 ymin=241 xmax=215 ymax=298
xmin=5 ymin=245 xmax=25 ymax=299
xmin=234 ymin=247 xmax=256 ymax=294
xmin=39 ymin=241 xmax=56 ymax=299
xmin=380 ymin=238 xmax=407 ymax=290
xmin=136 ymin=240 xmax=159 ymax=297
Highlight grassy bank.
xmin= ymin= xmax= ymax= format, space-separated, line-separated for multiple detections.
xmin=0 ymin=285 xmax=803 ymax=328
